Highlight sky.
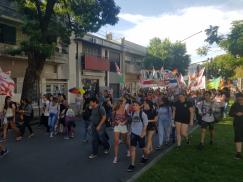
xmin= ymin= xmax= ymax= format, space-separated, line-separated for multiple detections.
xmin=98 ymin=0 xmax=243 ymax=63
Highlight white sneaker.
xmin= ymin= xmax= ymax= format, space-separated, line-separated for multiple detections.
xmin=88 ymin=154 xmax=97 ymax=159
xmin=127 ymin=151 xmax=131 ymax=157
xmin=113 ymin=157 xmax=118 ymax=164
xmin=49 ymin=132 xmax=53 ymax=138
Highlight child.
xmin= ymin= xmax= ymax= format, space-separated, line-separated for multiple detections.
xmin=128 ymin=101 xmax=149 ymax=172
xmin=64 ymin=107 xmax=76 ymax=140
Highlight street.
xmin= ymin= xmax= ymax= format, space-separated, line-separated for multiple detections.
xmin=0 ymin=120 xmax=164 ymax=182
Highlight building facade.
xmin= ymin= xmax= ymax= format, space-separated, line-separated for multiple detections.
xmin=0 ymin=0 xmax=69 ymax=105
xmin=121 ymin=39 xmax=147 ymax=93
xmin=1 ymin=0 xmax=147 ymax=105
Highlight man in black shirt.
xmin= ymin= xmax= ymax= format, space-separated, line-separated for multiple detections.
xmin=172 ymin=94 xmax=194 ymax=148
xmin=229 ymin=93 xmax=243 ymax=159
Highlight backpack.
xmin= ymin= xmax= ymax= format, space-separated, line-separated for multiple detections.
xmin=130 ymin=110 xmax=144 ymax=126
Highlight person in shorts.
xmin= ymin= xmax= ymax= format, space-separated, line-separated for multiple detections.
xmin=229 ymin=93 xmax=243 ymax=159
xmin=112 ymin=98 xmax=128 ymax=164
xmin=143 ymin=100 xmax=157 ymax=153
xmin=172 ymin=94 xmax=194 ymax=148
xmin=196 ymin=91 xmax=216 ymax=150
xmin=128 ymin=101 xmax=149 ymax=172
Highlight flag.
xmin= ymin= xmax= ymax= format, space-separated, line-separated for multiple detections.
xmin=160 ymin=67 xmax=164 ymax=73
xmin=177 ymin=74 xmax=187 ymax=88
xmin=188 ymin=67 xmax=205 ymax=90
xmin=172 ymin=68 xmax=178 ymax=75
xmin=152 ymin=67 xmax=156 ymax=78
xmin=119 ymin=75 xmax=125 ymax=84
xmin=0 ymin=68 xmax=15 ymax=96
xmin=115 ymin=63 xmax=121 ymax=75
xmin=207 ymin=77 xmax=221 ymax=89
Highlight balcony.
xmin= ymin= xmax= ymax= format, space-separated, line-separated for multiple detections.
xmin=82 ymin=55 xmax=110 ymax=71
xmin=47 ymin=52 xmax=68 ymax=64
xmin=125 ymin=63 xmax=141 ymax=74
xmin=0 ymin=43 xmax=26 ymax=59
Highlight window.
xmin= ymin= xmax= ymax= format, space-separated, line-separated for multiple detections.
xmin=0 ymin=23 xmax=16 ymax=45
xmin=105 ymin=50 xmax=108 ymax=58
xmin=45 ymin=83 xmax=67 ymax=96
xmin=46 ymin=84 xmax=51 ymax=94
xmin=109 ymin=51 xmax=120 ymax=72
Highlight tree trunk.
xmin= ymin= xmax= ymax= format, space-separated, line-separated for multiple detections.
xmin=21 ymin=53 xmax=45 ymax=101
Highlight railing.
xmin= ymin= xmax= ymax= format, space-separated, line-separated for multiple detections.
xmin=0 ymin=43 xmax=26 ymax=58
xmin=48 ymin=52 xmax=68 ymax=64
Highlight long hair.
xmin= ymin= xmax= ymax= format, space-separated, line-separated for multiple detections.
xmin=4 ymin=96 xmax=12 ymax=110
xmin=114 ymin=99 xmax=124 ymax=111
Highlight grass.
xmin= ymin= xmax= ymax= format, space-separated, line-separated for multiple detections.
xmin=138 ymin=118 xmax=243 ymax=182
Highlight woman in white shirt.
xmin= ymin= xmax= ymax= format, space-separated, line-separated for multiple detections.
xmin=48 ymin=97 xmax=59 ymax=138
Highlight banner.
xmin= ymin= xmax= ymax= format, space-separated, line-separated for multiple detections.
xmin=207 ymin=77 xmax=221 ymax=89
xmin=139 ymin=69 xmax=178 ymax=88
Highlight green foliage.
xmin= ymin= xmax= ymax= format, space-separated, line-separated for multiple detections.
xmin=205 ymin=25 xmax=223 ymax=45
xmin=196 ymin=46 xmax=210 ymax=56
xmin=204 ymin=54 xmax=243 ymax=79
xmin=13 ymin=0 xmax=120 ymax=58
xmin=144 ymin=38 xmax=191 ymax=75
xmin=225 ymin=20 xmax=243 ymax=56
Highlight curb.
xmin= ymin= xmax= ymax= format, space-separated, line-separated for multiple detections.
xmin=126 ymin=126 xmax=199 ymax=182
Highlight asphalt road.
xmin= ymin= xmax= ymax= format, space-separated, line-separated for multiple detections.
xmin=0 ymin=120 xmax=168 ymax=182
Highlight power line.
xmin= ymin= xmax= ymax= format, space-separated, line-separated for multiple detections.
xmin=180 ymin=30 xmax=203 ymax=42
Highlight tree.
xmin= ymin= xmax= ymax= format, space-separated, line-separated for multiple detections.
xmin=196 ymin=46 xmax=210 ymax=56
xmin=205 ymin=25 xmax=223 ymax=45
xmin=204 ymin=54 xmax=243 ymax=79
xmin=144 ymin=38 xmax=191 ymax=75
xmin=11 ymin=0 xmax=120 ymax=100
xmin=223 ymin=20 xmax=243 ymax=56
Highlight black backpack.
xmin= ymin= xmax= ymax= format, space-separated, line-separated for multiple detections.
xmin=130 ymin=110 xmax=144 ymax=126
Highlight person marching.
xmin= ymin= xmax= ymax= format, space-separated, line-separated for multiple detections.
xmin=172 ymin=94 xmax=194 ymax=148
xmin=229 ymin=93 xmax=243 ymax=159
xmin=143 ymin=100 xmax=157 ymax=154
xmin=88 ymin=97 xmax=110 ymax=159
xmin=128 ymin=101 xmax=149 ymax=172
xmin=112 ymin=98 xmax=128 ymax=164
xmin=156 ymin=97 xmax=172 ymax=150
xmin=196 ymin=91 xmax=216 ymax=150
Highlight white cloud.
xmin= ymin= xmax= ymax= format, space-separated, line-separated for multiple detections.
xmin=118 ymin=6 xmax=243 ymax=63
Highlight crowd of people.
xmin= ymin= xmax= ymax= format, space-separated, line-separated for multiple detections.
xmin=0 ymin=87 xmax=243 ymax=172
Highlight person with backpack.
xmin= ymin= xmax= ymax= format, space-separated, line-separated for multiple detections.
xmin=128 ymin=101 xmax=149 ymax=172
xmin=19 ymin=98 xmax=34 ymax=138
xmin=112 ymin=98 xmax=128 ymax=164
xmin=196 ymin=91 xmax=217 ymax=150
xmin=156 ymin=97 xmax=172 ymax=150
xmin=64 ymin=106 xmax=76 ymax=140
xmin=88 ymin=97 xmax=110 ymax=159
xmin=229 ymin=93 xmax=243 ymax=159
